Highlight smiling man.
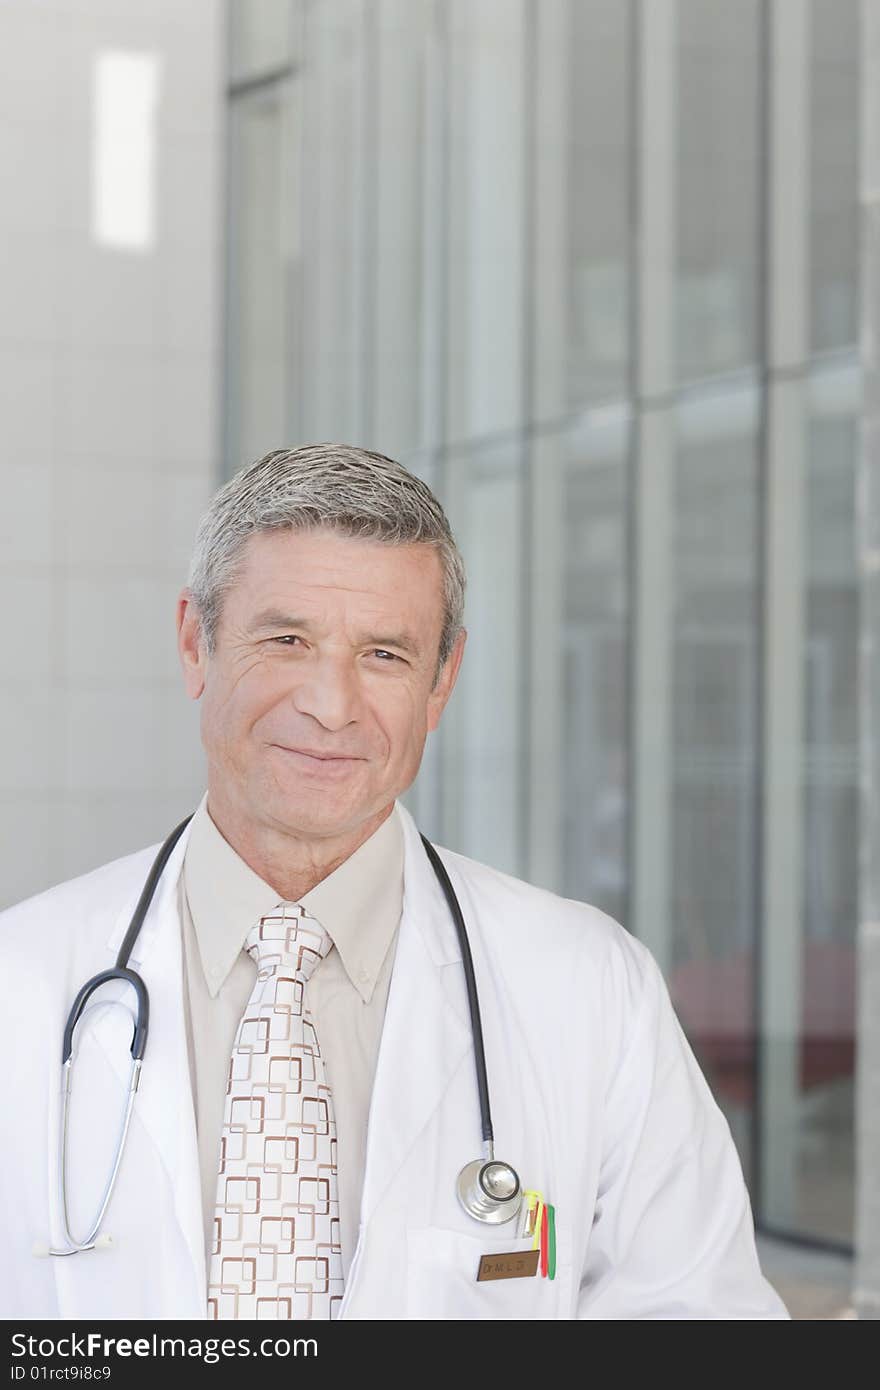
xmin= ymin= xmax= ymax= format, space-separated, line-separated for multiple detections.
xmin=0 ymin=444 xmax=788 ymax=1320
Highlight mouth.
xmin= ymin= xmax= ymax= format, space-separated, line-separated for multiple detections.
xmin=271 ymin=745 xmax=362 ymax=772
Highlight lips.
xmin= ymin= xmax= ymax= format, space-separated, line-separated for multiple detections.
xmin=280 ymin=747 xmax=358 ymax=761
xmin=271 ymin=745 xmax=362 ymax=769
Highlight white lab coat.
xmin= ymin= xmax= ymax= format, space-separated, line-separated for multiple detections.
xmin=0 ymin=800 xmax=787 ymax=1320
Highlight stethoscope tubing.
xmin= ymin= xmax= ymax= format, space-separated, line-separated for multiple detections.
xmin=114 ymin=813 xmax=194 ymax=971
xmin=418 ymin=832 xmax=494 ymax=1151
xmin=51 ymin=809 xmax=507 ymax=1256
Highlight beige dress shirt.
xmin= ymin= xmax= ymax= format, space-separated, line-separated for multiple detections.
xmin=178 ymin=790 xmax=405 ymax=1279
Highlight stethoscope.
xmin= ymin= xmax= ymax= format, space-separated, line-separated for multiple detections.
xmin=42 ymin=813 xmax=523 ymax=1257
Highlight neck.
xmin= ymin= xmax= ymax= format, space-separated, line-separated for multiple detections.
xmin=204 ymin=788 xmax=395 ymax=901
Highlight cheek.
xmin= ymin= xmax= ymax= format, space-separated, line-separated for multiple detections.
xmin=200 ymin=690 xmax=234 ymax=766
xmin=379 ymin=687 xmax=428 ymax=755
xmin=200 ymin=675 xmax=267 ymax=757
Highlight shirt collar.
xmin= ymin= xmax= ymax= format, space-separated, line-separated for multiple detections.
xmin=183 ymin=791 xmax=405 ymax=1004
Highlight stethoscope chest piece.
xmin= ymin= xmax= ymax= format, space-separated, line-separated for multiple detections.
xmin=457 ymin=1158 xmax=522 ymax=1225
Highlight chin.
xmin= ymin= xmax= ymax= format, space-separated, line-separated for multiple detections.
xmin=263 ymin=780 xmax=366 ymax=827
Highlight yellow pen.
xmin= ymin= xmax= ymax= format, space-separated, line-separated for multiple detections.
xmin=520 ymin=1189 xmax=539 ymax=1239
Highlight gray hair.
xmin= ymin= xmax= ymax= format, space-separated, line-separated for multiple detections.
xmin=186 ymin=443 xmax=466 ymax=687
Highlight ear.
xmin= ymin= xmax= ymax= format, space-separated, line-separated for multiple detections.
xmin=426 ymin=628 xmax=467 ymax=733
xmin=177 ymin=588 xmax=207 ymax=700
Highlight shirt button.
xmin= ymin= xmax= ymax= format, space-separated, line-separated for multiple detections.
xmin=358 ymin=968 xmax=370 ymax=986
xmin=210 ymin=965 xmax=222 ymax=980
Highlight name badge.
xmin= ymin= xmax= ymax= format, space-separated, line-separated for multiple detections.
xmin=476 ymin=1249 xmax=540 ymax=1282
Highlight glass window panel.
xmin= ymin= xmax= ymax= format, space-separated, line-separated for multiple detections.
xmin=439 ymin=441 xmax=525 ymax=873
xmin=369 ymin=0 xmax=436 ymax=458
xmin=758 ymin=369 xmax=860 ymax=1249
xmin=669 ymin=381 xmax=762 ymax=1182
xmin=809 ymin=0 xmax=860 ymax=354
xmin=563 ymin=624 xmax=629 ymax=920
xmin=532 ymin=0 xmax=632 ymax=420
xmin=226 ymin=77 xmax=300 ymax=471
xmin=229 ymin=0 xmax=298 ymax=84
xmin=566 ymin=0 xmax=631 ymax=408
xmin=793 ymin=381 xmax=858 ymax=1244
xmin=559 ymin=417 xmax=630 ymax=925
xmin=446 ymin=0 xmax=527 ymax=444
xmin=676 ymin=0 xmax=762 ymax=384
xmin=296 ymin=0 xmax=370 ymax=443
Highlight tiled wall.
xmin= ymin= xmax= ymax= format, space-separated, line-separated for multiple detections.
xmin=0 ymin=0 xmax=224 ymax=906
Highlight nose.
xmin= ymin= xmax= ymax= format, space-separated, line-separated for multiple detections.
xmin=290 ymin=650 xmax=361 ymax=732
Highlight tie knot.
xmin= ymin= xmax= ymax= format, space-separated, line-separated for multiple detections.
xmin=244 ymin=902 xmax=333 ymax=984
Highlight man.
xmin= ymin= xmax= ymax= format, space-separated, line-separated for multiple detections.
xmin=0 ymin=444 xmax=787 ymax=1319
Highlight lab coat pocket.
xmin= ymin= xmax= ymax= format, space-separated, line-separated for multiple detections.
xmin=405 ymin=1226 xmax=564 ymax=1320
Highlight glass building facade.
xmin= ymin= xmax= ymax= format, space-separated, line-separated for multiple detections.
xmin=224 ymin=0 xmax=861 ymax=1252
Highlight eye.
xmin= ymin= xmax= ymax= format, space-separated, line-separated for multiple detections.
xmin=267 ymin=637 xmax=401 ymax=661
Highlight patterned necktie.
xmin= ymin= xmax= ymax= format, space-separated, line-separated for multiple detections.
xmin=207 ymin=901 xmax=345 ymax=1320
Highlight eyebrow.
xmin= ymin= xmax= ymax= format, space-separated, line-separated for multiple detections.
xmin=249 ymin=609 xmax=422 ymax=658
